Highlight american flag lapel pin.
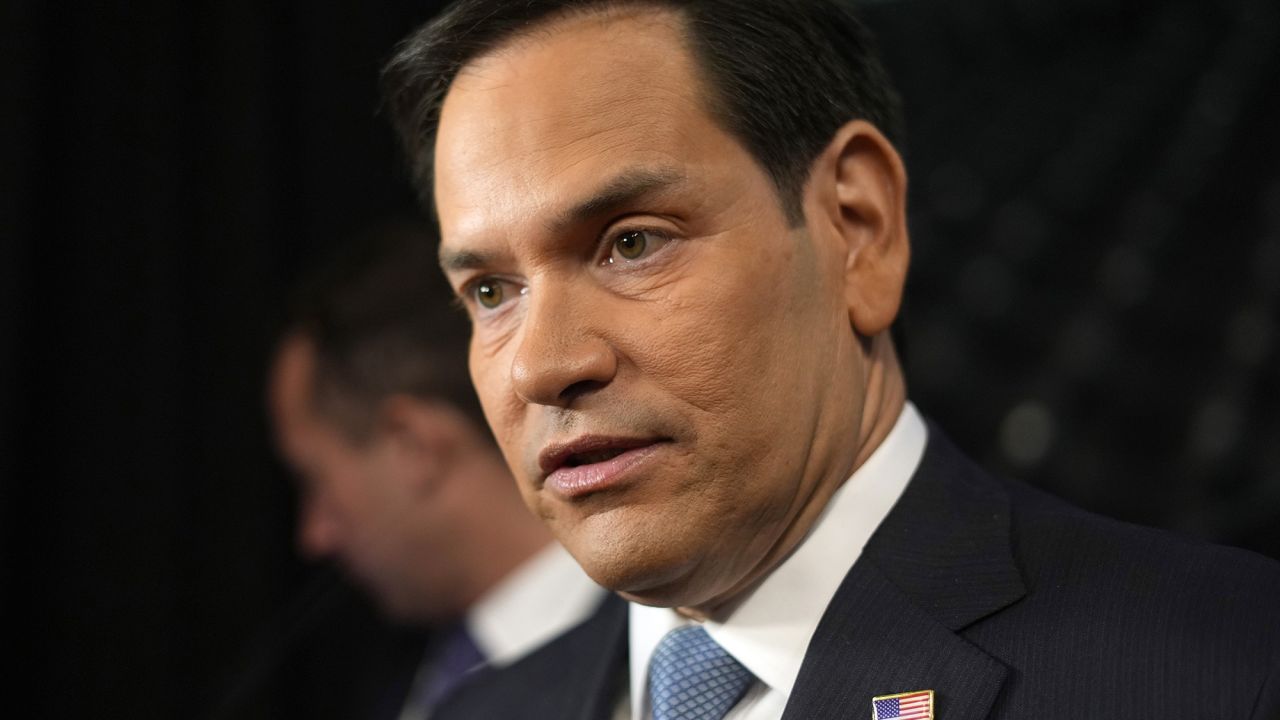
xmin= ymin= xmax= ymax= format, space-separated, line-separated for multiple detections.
xmin=871 ymin=689 xmax=934 ymax=719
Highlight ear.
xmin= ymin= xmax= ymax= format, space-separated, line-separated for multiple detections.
xmin=806 ymin=120 xmax=910 ymax=337
xmin=375 ymin=395 xmax=461 ymax=496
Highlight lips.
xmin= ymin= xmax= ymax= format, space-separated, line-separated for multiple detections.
xmin=538 ymin=435 xmax=667 ymax=498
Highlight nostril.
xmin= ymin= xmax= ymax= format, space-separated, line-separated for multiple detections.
xmin=297 ymin=506 xmax=337 ymax=559
xmin=559 ymin=378 xmax=608 ymax=403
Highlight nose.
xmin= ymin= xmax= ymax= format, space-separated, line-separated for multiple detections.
xmin=296 ymin=496 xmax=339 ymax=559
xmin=510 ymin=286 xmax=617 ymax=407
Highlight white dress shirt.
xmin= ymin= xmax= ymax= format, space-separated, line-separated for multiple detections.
xmin=466 ymin=541 xmax=606 ymax=667
xmin=619 ymin=402 xmax=927 ymax=720
xmin=399 ymin=542 xmax=605 ymax=720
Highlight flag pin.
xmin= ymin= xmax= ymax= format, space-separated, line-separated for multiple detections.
xmin=871 ymin=689 xmax=934 ymax=719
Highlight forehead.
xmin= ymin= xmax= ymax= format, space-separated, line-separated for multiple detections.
xmin=432 ymin=7 xmax=733 ymax=243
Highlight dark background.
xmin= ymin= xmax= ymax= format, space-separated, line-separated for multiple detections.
xmin=4 ymin=0 xmax=1278 ymax=717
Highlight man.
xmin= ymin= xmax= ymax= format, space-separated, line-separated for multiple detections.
xmin=379 ymin=1 xmax=1280 ymax=718
xmin=269 ymin=220 xmax=604 ymax=719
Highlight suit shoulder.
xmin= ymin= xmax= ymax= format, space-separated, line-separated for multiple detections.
xmin=961 ymin=477 xmax=1280 ymax=717
xmin=1003 ymin=475 xmax=1280 ymax=598
xmin=996 ymin=476 xmax=1280 ymax=659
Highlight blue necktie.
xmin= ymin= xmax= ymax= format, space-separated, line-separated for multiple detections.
xmin=648 ymin=625 xmax=755 ymax=720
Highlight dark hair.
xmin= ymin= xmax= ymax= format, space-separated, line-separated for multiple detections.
xmin=380 ymin=0 xmax=904 ymax=223
xmin=287 ymin=218 xmax=485 ymax=441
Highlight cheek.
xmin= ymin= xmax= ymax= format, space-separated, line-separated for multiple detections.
xmin=470 ymin=342 xmax=514 ymax=435
xmin=644 ymin=236 xmax=819 ymax=425
xmin=628 ymin=234 xmax=843 ymax=522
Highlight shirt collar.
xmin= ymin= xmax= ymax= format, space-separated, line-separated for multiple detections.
xmin=628 ymin=402 xmax=927 ymax=717
xmin=466 ymin=541 xmax=606 ymax=667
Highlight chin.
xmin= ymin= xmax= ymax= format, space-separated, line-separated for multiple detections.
xmin=558 ymin=505 xmax=715 ymax=608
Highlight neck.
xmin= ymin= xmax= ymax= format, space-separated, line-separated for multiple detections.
xmin=849 ymin=336 xmax=908 ymax=474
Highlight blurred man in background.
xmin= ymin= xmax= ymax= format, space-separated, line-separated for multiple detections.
xmin=269 ymin=219 xmax=604 ymax=719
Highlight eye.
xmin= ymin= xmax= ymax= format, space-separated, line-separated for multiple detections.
xmin=607 ymin=228 xmax=670 ymax=264
xmin=472 ymin=279 xmax=508 ymax=310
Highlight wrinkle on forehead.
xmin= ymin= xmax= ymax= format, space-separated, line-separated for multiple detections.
xmin=433 ymin=5 xmax=718 ymax=246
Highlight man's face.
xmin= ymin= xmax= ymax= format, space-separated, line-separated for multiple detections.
xmin=434 ymin=9 xmax=868 ymax=609
xmin=270 ymin=337 xmax=427 ymax=620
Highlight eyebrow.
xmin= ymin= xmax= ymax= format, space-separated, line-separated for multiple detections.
xmin=550 ymin=167 xmax=686 ymax=235
xmin=438 ymin=248 xmax=493 ymax=273
xmin=438 ymin=167 xmax=686 ymax=273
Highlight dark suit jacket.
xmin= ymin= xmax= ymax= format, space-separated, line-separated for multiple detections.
xmin=436 ymin=425 xmax=1280 ymax=719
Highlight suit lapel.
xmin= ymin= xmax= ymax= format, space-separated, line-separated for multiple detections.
xmin=576 ymin=594 xmax=630 ymax=720
xmin=782 ymin=559 xmax=1009 ymax=720
xmin=782 ymin=424 xmax=1025 ymax=720
xmin=540 ymin=593 xmax=630 ymax=720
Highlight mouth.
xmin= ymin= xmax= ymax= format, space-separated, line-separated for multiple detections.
xmin=564 ymin=446 xmax=633 ymax=466
xmin=538 ymin=435 xmax=668 ymax=498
